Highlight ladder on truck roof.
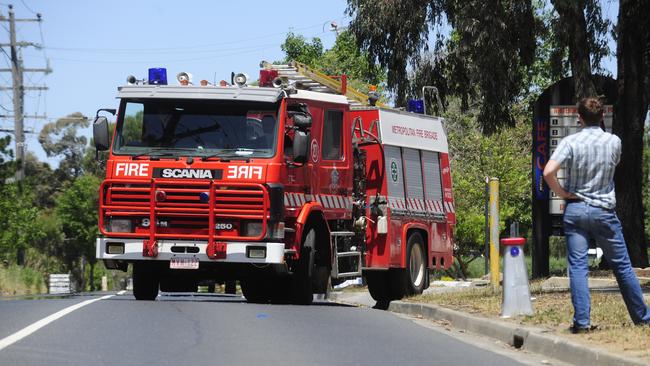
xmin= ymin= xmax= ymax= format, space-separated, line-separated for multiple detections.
xmin=261 ymin=60 xmax=386 ymax=109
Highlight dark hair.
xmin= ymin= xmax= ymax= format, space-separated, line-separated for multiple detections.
xmin=577 ymin=97 xmax=604 ymax=126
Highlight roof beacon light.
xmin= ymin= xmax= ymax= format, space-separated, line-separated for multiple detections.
xmin=148 ymin=68 xmax=168 ymax=85
xmin=407 ymin=99 xmax=424 ymax=114
xmin=233 ymin=73 xmax=249 ymax=87
xmin=176 ymin=72 xmax=193 ymax=86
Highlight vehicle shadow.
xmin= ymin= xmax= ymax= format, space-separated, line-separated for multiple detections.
xmin=106 ymin=292 xmax=357 ymax=307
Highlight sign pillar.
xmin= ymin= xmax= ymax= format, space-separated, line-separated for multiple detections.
xmin=489 ymin=178 xmax=500 ymax=288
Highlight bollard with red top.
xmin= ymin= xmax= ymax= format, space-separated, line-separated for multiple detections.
xmin=500 ymin=237 xmax=533 ymax=318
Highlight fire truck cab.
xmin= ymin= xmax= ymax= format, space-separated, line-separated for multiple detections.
xmin=94 ymin=66 xmax=454 ymax=304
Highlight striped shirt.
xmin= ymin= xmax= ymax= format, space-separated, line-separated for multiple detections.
xmin=549 ymin=126 xmax=621 ymax=209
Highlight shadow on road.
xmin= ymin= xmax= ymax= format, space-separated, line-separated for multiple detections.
xmin=104 ymin=292 xmax=357 ymax=307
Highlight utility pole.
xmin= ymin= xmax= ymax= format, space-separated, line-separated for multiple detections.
xmin=0 ymin=4 xmax=50 ymax=181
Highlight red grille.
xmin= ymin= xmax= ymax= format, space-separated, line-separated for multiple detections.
xmin=99 ymin=179 xmax=268 ymax=242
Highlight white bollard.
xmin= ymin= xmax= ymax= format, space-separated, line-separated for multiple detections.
xmin=101 ymin=275 xmax=108 ymax=292
xmin=500 ymin=237 xmax=533 ymax=318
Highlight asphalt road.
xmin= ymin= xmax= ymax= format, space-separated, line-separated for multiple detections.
xmin=0 ymin=292 xmax=555 ymax=366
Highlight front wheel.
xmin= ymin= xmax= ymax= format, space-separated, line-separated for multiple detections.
xmin=241 ymin=277 xmax=270 ymax=304
xmin=133 ymin=262 xmax=160 ymax=300
xmin=290 ymin=228 xmax=316 ymax=305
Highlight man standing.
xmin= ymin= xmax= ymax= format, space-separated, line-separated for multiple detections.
xmin=543 ymin=97 xmax=650 ymax=332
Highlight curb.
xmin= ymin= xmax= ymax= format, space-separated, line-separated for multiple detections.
xmin=386 ymin=301 xmax=648 ymax=366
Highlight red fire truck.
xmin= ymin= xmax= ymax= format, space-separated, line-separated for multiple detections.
xmin=93 ymin=63 xmax=455 ymax=304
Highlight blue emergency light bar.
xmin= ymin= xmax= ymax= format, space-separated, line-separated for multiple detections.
xmin=148 ymin=68 xmax=168 ymax=85
xmin=407 ymin=99 xmax=424 ymax=114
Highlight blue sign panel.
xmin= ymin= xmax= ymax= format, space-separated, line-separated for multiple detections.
xmin=533 ymin=117 xmax=549 ymax=200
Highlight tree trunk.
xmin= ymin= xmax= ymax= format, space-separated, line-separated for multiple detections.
xmin=89 ymin=261 xmax=96 ymax=292
xmin=552 ymin=0 xmax=597 ymax=98
xmin=613 ymin=0 xmax=650 ymax=268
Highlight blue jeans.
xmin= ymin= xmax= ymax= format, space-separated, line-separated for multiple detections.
xmin=563 ymin=201 xmax=650 ymax=328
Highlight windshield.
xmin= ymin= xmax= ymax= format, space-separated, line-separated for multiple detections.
xmin=113 ymin=98 xmax=280 ymax=159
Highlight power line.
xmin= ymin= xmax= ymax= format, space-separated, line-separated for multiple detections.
xmin=41 ymin=16 xmax=348 ymax=54
xmin=19 ymin=0 xmax=37 ymax=15
xmin=27 ymin=28 xmax=339 ymax=65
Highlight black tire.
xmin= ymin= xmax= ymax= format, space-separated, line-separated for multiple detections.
xmin=241 ymin=277 xmax=270 ymax=304
xmin=159 ymin=277 xmax=198 ymax=293
xmin=133 ymin=262 xmax=159 ymax=301
xmin=405 ymin=233 xmax=427 ymax=295
xmin=224 ymin=280 xmax=237 ymax=295
xmin=388 ymin=232 xmax=428 ymax=299
xmin=312 ymin=265 xmax=331 ymax=294
xmin=290 ymin=228 xmax=316 ymax=305
xmin=365 ymin=270 xmax=391 ymax=303
xmin=269 ymin=276 xmax=292 ymax=304
xmin=207 ymin=282 xmax=216 ymax=293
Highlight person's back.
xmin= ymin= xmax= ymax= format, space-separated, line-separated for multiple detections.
xmin=556 ymin=126 xmax=620 ymax=209
xmin=543 ymin=97 xmax=650 ymax=332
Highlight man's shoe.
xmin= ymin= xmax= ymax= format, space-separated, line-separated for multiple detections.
xmin=569 ymin=324 xmax=598 ymax=334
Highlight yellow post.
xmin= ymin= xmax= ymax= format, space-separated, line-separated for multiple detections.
xmin=489 ymin=178 xmax=500 ymax=288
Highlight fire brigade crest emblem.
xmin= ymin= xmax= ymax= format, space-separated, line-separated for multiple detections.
xmin=390 ymin=160 xmax=399 ymax=183
xmin=329 ymin=166 xmax=340 ymax=193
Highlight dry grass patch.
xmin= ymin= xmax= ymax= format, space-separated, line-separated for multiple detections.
xmin=410 ymin=281 xmax=650 ymax=361
xmin=0 ymin=265 xmax=46 ymax=296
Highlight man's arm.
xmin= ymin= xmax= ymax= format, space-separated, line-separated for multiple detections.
xmin=543 ymin=159 xmax=577 ymax=200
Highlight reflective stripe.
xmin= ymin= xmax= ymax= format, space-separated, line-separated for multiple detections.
xmin=284 ymin=193 xmax=355 ymax=210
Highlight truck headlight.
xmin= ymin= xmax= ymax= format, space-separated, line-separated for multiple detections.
xmin=107 ymin=218 xmax=133 ymax=233
xmin=242 ymin=221 xmax=263 ymax=237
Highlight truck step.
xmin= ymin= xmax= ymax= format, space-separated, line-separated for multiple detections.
xmin=331 ymin=231 xmax=362 ymax=278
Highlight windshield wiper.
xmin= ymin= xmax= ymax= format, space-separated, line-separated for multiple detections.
xmin=201 ymin=148 xmax=256 ymax=161
xmin=131 ymin=148 xmax=200 ymax=160
xmin=132 ymin=151 xmax=175 ymax=160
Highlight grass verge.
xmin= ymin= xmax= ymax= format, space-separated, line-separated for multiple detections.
xmin=410 ymin=280 xmax=650 ymax=361
xmin=0 ymin=264 xmax=47 ymax=296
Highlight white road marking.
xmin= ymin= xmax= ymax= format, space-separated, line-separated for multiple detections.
xmin=117 ymin=290 xmax=126 ymax=295
xmin=0 ymin=294 xmax=114 ymax=351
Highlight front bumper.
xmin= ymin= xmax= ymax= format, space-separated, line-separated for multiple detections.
xmin=96 ymin=238 xmax=285 ymax=264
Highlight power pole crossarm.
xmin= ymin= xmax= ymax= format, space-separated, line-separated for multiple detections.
xmin=0 ymin=42 xmax=41 ymax=48
xmin=0 ymin=68 xmax=51 ymax=73
xmin=0 ymin=86 xmax=48 ymax=90
xmin=0 ymin=114 xmax=47 ymax=119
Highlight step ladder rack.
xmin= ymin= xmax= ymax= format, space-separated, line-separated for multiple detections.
xmin=261 ymin=60 xmax=387 ymax=109
xmin=330 ymin=231 xmax=363 ymax=278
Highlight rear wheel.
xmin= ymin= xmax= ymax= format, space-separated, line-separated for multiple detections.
xmin=365 ymin=270 xmax=391 ymax=304
xmin=401 ymin=232 xmax=427 ymax=296
xmin=388 ymin=232 xmax=428 ymax=299
xmin=133 ymin=262 xmax=160 ymax=301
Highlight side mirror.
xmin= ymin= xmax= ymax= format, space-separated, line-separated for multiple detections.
xmin=292 ymin=113 xmax=312 ymax=130
xmin=93 ymin=116 xmax=110 ymax=152
xmin=293 ymin=131 xmax=310 ymax=164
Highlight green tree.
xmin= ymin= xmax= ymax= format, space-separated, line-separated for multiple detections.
xmin=0 ymin=135 xmax=15 ymax=184
xmin=347 ymin=0 xmax=537 ymax=132
xmin=281 ymin=32 xmax=324 ymax=66
xmin=55 ymin=174 xmax=101 ymax=290
xmin=445 ymin=99 xmax=531 ymax=256
xmin=38 ymin=112 xmax=89 ymax=180
xmin=0 ymin=184 xmax=45 ymax=264
xmin=280 ymin=30 xmax=387 ymax=93
xmin=23 ymin=153 xmax=61 ymax=208
xmin=612 ymin=0 xmax=650 ymax=267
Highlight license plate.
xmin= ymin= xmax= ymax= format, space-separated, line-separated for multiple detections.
xmin=170 ymin=257 xmax=199 ymax=270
